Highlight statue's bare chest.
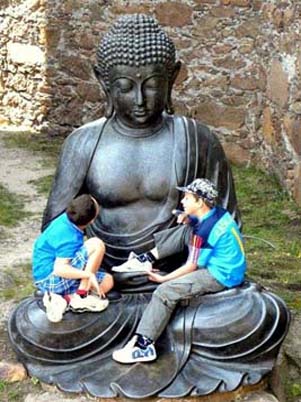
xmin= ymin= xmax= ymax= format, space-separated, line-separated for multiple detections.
xmin=87 ymin=127 xmax=174 ymax=206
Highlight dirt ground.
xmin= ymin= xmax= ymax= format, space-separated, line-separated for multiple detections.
xmin=0 ymin=131 xmax=54 ymax=269
xmin=0 ymin=131 xmax=54 ymax=327
xmin=0 ymin=131 xmax=95 ymax=401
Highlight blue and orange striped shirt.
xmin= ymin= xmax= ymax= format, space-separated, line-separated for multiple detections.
xmin=187 ymin=206 xmax=246 ymax=287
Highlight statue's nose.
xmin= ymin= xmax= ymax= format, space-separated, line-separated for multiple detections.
xmin=135 ymin=86 xmax=145 ymax=106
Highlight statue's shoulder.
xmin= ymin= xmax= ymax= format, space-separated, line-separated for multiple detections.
xmin=171 ymin=115 xmax=220 ymax=145
xmin=64 ymin=118 xmax=107 ymax=148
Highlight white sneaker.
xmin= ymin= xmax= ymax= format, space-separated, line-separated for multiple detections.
xmin=69 ymin=293 xmax=109 ymax=313
xmin=112 ymin=252 xmax=152 ymax=273
xmin=112 ymin=336 xmax=157 ymax=364
xmin=42 ymin=292 xmax=68 ymax=323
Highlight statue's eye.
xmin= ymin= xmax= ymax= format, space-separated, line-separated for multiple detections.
xmin=114 ymin=79 xmax=133 ymax=92
xmin=144 ymin=77 xmax=163 ymax=89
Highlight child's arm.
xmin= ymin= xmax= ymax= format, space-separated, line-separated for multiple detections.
xmin=54 ymin=258 xmax=94 ymax=280
xmin=148 ymin=261 xmax=197 ymax=283
xmin=53 ymin=258 xmax=101 ymax=294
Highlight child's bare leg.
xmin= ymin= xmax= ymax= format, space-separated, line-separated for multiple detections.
xmin=99 ymin=273 xmax=114 ymax=295
xmin=78 ymin=237 xmax=105 ymax=291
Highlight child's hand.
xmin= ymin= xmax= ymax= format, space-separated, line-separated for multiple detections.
xmin=88 ymin=273 xmax=106 ymax=298
xmin=148 ymin=270 xmax=165 ymax=283
xmin=87 ymin=273 xmax=100 ymax=294
xmin=98 ymin=289 xmax=106 ymax=299
xmin=177 ymin=213 xmax=189 ymax=224
xmin=172 ymin=209 xmax=188 ymax=224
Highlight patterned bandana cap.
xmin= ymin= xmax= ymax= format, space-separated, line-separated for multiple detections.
xmin=176 ymin=178 xmax=218 ymax=202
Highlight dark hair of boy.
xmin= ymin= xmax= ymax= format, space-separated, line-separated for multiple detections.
xmin=66 ymin=194 xmax=98 ymax=226
xmin=191 ymin=193 xmax=216 ymax=209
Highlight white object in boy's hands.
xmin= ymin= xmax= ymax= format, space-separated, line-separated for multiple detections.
xmin=172 ymin=209 xmax=184 ymax=216
xmin=112 ymin=252 xmax=152 ymax=273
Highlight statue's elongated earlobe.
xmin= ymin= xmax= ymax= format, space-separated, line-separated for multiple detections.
xmin=93 ymin=65 xmax=114 ymax=118
xmin=166 ymin=61 xmax=182 ymax=115
xmin=103 ymin=91 xmax=114 ymax=118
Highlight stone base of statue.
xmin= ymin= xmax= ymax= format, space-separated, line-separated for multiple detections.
xmin=8 ymin=281 xmax=289 ymax=399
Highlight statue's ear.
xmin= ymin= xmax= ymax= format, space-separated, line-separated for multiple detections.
xmin=93 ymin=65 xmax=114 ymax=118
xmin=166 ymin=61 xmax=181 ymax=115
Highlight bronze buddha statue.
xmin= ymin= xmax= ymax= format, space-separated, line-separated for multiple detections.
xmin=8 ymin=14 xmax=289 ymax=398
xmin=42 ymin=13 xmax=239 ymax=272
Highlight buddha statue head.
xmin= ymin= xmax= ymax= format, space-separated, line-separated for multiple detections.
xmin=94 ymin=14 xmax=181 ymax=128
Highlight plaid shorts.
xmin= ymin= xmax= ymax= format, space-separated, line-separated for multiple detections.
xmin=35 ymin=245 xmax=107 ymax=295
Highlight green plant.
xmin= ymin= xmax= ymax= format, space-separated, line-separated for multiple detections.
xmin=0 ymin=380 xmax=21 ymax=402
xmin=2 ymin=131 xmax=63 ymax=160
xmin=0 ymin=185 xmax=29 ymax=227
xmin=232 ymin=165 xmax=301 ymax=311
xmin=29 ymin=174 xmax=54 ymax=196
xmin=1 ymin=263 xmax=34 ymax=301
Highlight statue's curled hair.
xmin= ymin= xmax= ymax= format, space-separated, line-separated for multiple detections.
xmin=96 ymin=14 xmax=176 ymax=87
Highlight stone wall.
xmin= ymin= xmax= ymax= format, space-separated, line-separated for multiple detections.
xmin=0 ymin=0 xmax=46 ymax=130
xmin=0 ymin=0 xmax=300 ymax=205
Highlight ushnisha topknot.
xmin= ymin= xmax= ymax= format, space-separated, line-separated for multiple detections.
xmin=96 ymin=14 xmax=176 ymax=87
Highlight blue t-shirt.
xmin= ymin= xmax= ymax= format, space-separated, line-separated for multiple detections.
xmin=188 ymin=206 xmax=247 ymax=287
xmin=32 ymin=213 xmax=84 ymax=282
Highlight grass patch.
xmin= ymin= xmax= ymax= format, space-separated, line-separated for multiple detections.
xmin=0 ymin=378 xmax=41 ymax=402
xmin=29 ymin=174 xmax=54 ymax=196
xmin=2 ymin=131 xmax=63 ymax=160
xmin=0 ymin=380 xmax=22 ymax=402
xmin=0 ymin=185 xmax=29 ymax=227
xmin=1 ymin=263 xmax=34 ymax=302
xmin=288 ymin=382 xmax=301 ymax=399
xmin=233 ymin=165 xmax=301 ymax=311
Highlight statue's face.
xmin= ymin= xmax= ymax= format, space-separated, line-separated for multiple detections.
xmin=109 ymin=64 xmax=169 ymax=128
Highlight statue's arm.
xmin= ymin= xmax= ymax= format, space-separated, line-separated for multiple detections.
xmin=41 ymin=124 xmax=100 ymax=231
xmin=153 ymin=120 xmax=241 ymax=260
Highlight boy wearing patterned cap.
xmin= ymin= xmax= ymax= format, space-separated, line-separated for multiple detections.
xmin=112 ymin=178 xmax=247 ymax=364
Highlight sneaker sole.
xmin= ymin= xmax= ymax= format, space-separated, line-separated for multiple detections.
xmin=68 ymin=305 xmax=108 ymax=313
xmin=69 ymin=299 xmax=109 ymax=313
xmin=112 ymin=352 xmax=157 ymax=364
xmin=112 ymin=266 xmax=151 ymax=273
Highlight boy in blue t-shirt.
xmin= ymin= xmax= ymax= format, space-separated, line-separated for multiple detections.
xmin=112 ymin=178 xmax=247 ymax=364
xmin=33 ymin=194 xmax=113 ymax=322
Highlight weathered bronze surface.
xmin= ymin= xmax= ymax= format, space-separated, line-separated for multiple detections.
xmin=8 ymin=14 xmax=290 ymax=398
xmin=9 ymin=283 xmax=289 ymax=397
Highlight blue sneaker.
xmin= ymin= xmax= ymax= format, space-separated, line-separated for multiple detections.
xmin=112 ymin=336 xmax=157 ymax=363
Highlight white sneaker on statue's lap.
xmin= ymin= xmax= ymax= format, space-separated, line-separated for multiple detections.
xmin=69 ymin=294 xmax=109 ymax=313
xmin=112 ymin=336 xmax=157 ymax=364
xmin=42 ymin=292 xmax=68 ymax=323
xmin=112 ymin=252 xmax=152 ymax=273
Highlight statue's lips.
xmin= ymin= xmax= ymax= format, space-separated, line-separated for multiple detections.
xmin=133 ymin=109 xmax=147 ymax=117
